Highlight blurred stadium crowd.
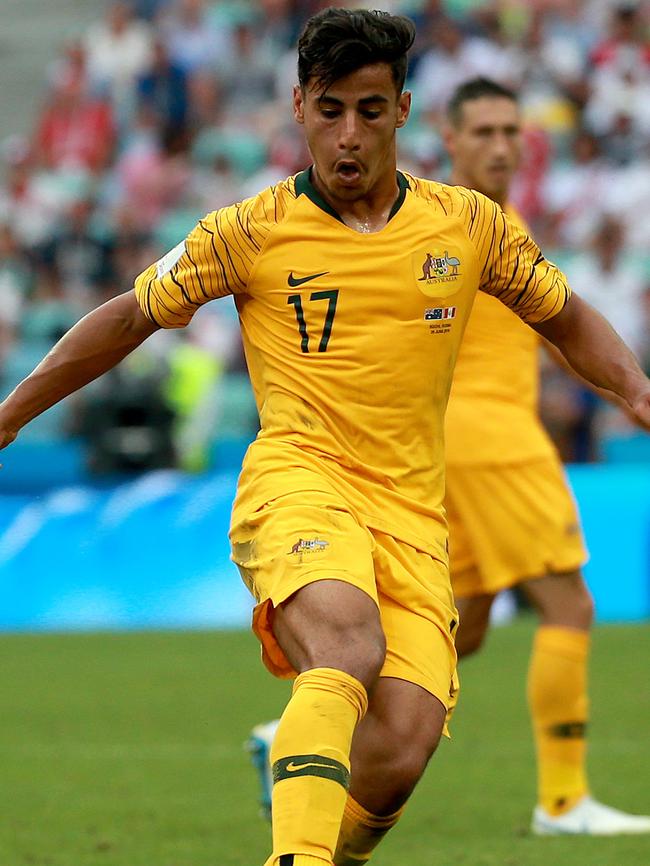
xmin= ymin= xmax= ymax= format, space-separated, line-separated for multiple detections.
xmin=0 ymin=0 xmax=649 ymax=477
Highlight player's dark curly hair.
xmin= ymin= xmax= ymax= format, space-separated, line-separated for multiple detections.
xmin=298 ymin=8 xmax=416 ymax=95
xmin=447 ymin=77 xmax=518 ymax=125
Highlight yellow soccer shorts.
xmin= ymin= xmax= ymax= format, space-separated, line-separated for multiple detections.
xmin=445 ymin=454 xmax=588 ymax=599
xmin=230 ymin=489 xmax=459 ymax=729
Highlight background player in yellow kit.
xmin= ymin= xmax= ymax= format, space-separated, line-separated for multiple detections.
xmin=1 ymin=11 xmax=650 ymax=866
xmin=443 ymin=76 xmax=650 ymax=836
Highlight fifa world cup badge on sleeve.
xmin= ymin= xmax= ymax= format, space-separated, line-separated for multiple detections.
xmin=156 ymin=240 xmax=186 ymax=278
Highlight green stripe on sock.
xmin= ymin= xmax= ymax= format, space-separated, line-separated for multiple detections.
xmin=273 ymin=754 xmax=350 ymax=789
xmin=548 ymin=721 xmax=587 ymax=739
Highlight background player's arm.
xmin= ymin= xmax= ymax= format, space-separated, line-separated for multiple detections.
xmin=0 ymin=291 xmax=158 ymax=450
xmin=532 ymin=293 xmax=650 ymax=430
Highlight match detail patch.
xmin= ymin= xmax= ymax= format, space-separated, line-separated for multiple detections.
xmin=424 ymin=306 xmax=456 ymax=320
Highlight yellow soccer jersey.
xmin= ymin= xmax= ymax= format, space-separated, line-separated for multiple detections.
xmin=445 ymin=205 xmax=558 ymax=466
xmin=134 ymin=170 xmax=570 ymax=558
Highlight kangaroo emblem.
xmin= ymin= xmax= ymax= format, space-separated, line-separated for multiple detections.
xmin=418 ymin=251 xmax=461 ymax=281
xmin=419 ymin=253 xmax=440 ymax=280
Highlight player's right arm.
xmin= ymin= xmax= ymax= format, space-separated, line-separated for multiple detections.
xmin=0 ymin=291 xmax=158 ymax=450
xmin=0 ymin=186 xmax=283 ymax=450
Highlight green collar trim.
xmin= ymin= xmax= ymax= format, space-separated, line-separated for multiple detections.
xmin=294 ymin=167 xmax=342 ymax=222
xmin=294 ymin=167 xmax=410 ymax=225
xmin=389 ymin=170 xmax=410 ymax=220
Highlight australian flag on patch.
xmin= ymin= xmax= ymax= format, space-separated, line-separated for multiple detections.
xmin=424 ymin=306 xmax=456 ymax=320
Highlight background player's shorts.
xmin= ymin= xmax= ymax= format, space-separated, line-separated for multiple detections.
xmin=230 ymin=490 xmax=459 ymax=731
xmin=445 ymin=454 xmax=588 ymax=599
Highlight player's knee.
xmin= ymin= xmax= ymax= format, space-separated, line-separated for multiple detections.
xmin=327 ymin=601 xmax=386 ymax=688
xmin=274 ymin=582 xmax=386 ymax=689
xmin=540 ymin=574 xmax=595 ymax=630
xmin=573 ymin=585 xmax=595 ymax=630
xmin=455 ymin=621 xmax=487 ymax=658
xmin=454 ymin=596 xmax=492 ymax=659
xmin=340 ymin=626 xmax=386 ymax=690
xmin=307 ymin=620 xmax=386 ymax=691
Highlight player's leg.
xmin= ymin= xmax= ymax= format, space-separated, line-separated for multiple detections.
xmin=448 ymin=456 xmax=589 ymax=815
xmin=232 ymin=491 xmax=384 ymax=866
xmin=523 ymin=569 xmax=650 ymax=834
xmin=349 ymin=680 xmax=446 ymax=816
xmin=333 ymin=533 xmax=459 ymax=865
xmin=443 ymin=475 xmax=498 ymax=660
xmin=333 ymin=677 xmax=446 ymax=866
xmin=522 ymin=569 xmax=592 ymax=816
xmin=268 ymin=579 xmax=385 ymax=866
xmin=447 ymin=456 xmax=650 ymax=834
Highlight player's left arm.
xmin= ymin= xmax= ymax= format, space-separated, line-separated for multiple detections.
xmin=541 ymin=336 xmax=638 ymax=421
xmin=532 ymin=294 xmax=650 ymax=430
xmin=469 ymin=191 xmax=650 ymax=429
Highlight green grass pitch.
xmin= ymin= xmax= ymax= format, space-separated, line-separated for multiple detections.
xmin=1 ymin=619 xmax=649 ymax=866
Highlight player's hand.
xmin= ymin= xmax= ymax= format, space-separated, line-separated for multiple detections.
xmin=629 ymin=391 xmax=650 ymax=432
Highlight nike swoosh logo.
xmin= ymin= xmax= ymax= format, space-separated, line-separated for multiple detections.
xmin=285 ymin=761 xmax=334 ymax=772
xmin=288 ymin=271 xmax=329 ymax=287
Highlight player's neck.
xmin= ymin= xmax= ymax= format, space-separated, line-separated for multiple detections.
xmin=449 ymin=170 xmax=508 ymax=209
xmin=311 ymin=166 xmax=402 ymax=233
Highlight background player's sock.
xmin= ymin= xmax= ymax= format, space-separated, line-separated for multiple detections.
xmin=267 ymin=667 xmax=368 ymax=866
xmin=527 ymin=625 xmax=589 ymax=816
xmin=334 ymin=794 xmax=403 ymax=865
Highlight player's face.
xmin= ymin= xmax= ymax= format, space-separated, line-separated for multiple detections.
xmin=444 ymin=96 xmax=521 ymax=202
xmin=293 ymin=63 xmax=411 ymax=203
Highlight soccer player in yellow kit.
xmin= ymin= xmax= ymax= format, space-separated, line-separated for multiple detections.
xmin=442 ymin=77 xmax=650 ymax=836
xmin=1 ymin=11 xmax=650 ymax=866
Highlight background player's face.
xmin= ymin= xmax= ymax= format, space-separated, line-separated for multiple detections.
xmin=293 ymin=63 xmax=411 ymax=203
xmin=444 ymin=96 xmax=521 ymax=203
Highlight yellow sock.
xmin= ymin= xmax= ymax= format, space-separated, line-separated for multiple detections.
xmin=334 ymin=795 xmax=403 ymax=866
xmin=265 ymin=667 xmax=368 ymax=866
xmin=527 ymin=625 xmax=589 ymax=816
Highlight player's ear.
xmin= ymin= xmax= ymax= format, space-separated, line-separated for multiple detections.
xmin=293 ymin=85 xmax=305 ymax=124
xmin=441 ymin=122 xmax=456 ymax=156
xmin=396 ymin=90 xmax=411 ymax=129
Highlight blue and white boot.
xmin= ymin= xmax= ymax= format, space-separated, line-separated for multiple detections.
xmin=246 ymin=719 xmax=280 ymax=820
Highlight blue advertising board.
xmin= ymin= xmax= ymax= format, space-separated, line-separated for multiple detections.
xmin=0 ymin=465 xmax=648 ymax=630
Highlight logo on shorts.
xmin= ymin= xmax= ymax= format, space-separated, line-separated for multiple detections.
xmin=287 ymin=538 xmax=329 ymax=556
